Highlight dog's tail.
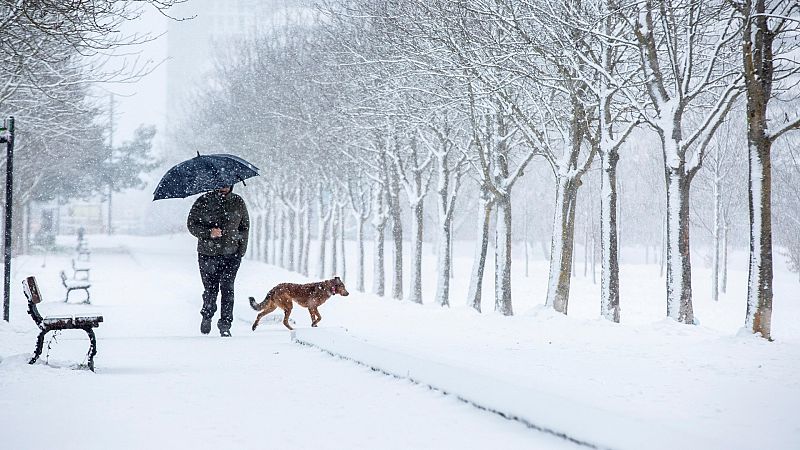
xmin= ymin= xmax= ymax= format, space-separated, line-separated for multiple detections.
xmin=249 ymin=290 xmax=273 ymax=311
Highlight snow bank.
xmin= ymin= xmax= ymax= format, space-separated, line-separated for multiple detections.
xmin=292 ymin=327 xmax=724 ymax=450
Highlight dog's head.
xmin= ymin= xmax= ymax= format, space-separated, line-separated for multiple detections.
xmin=332 ymin=276 xmax=349 ymax=297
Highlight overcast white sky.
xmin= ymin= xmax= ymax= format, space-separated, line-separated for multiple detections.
xmin=99 ymin=6 xmax=187 ymax=232
xmin=106 ymin=6 xmax=169 ymax=147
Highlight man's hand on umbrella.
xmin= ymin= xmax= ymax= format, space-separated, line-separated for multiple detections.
xmin=211 ymin=228 xmax=223 ymax=238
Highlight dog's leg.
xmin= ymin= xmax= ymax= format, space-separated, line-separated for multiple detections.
xmin=282 ymin=303 xmax=294 ymax=330
xmin=310 ymin=307 xmax=321 ymax=327
xmin=307 ymin=308 xmax=316 ymax=326
xmin=252 ymin=302 xmax=278 ymax=331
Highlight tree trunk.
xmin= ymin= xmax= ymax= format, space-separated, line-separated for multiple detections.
xmin=434 ymin=218 xmax=452 ymax=307
xmin=665 ymin=167 xmax=694 ymax=324
xmin=546 ymin=175 xmax=579 ymax=315
xmin=722 ymin=217 xmax=728 ymax=294
xmin=467 ymin=198 xmax=493 ymax=312
xmin=287 ymin=209 xmax=296 ymax=272
xmin=263 ymin=212 xmax=271 ymax=264
xmin=269 ymin=211 xmax=277 ymax=266
xmin=279 ymin=210 xmax=287 ymax=269
xmin=330 ymin=206 xmax=339 ymax=276
xmin=356 ymin=216 xmax=365 ymax=292
xmin=317 ymin=200 xmax=329 ymax=279
xmin=617 ymin=179 xmax=623 ymax=264
xmin=494 ymin=196 xmax=513 ymax=316
xmin=600 ymin=149 xmax=620 ymax=322
xmin=583 ymin=213 xmax=589 ymax=278
xmin=372 ymin=185 xmax=387 ymax=297
xmin=339 ymin=205 xmax=347 ymax=282
xmin=712 ymin=175 xmax=721 ymax=302
xmin=742 ymin=0 xmax=775 ymax=339
xmin=373 ymin=219 xmax=386 ymax=296
xmin=746 ymin=137 xmax=773 ymax=339
xmin=434 ymin=169 xmax=456 ymax=307
xmin=391 ymin=214 xmax=403 ymax=301
xmin=408 ymin=200 xmax=423 ymax=304
xmin=434 ymin=159 xmax=457 ymax=307
xmin=389 ymin=172 xmax=404 ymax=301
xmin=302 ymin=207 xmax=311 ymax=276
xmin=297 ymin=207 xmax=305 ymax=273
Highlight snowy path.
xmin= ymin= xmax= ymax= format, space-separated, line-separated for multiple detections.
xmin=2 ymin=333 xmax=575 ymax=449
xmin=2 ymin=234 xmax=799 ymax=449
xmin=0 ymin=236 xmax=577 ymax=450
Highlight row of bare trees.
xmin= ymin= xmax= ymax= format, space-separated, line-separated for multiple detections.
xmin=176 ymin=0 xmax=800 ymax=340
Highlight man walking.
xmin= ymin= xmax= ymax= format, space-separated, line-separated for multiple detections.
xmin=187 ymin=185 xmax=249 ymax=337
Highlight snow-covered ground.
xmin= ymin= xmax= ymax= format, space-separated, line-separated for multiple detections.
xmin=1 ymin=233 xmax=799 ymax=449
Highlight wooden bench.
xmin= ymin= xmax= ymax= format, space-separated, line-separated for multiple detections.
xmin=71 ymin=258 xmax=90 ymax=280
xmin=24 ymin=276 xmax=103 ymax=371
xmin=60 ymin=270 xmax=91 ymax=304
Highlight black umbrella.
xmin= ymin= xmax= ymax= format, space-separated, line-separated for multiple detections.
xmin=153 ymin=153 xmax=259 ymax=200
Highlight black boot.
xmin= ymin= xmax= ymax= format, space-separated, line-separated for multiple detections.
xmin=220 ymin=329 xmax=231 ymax=337
xmin=201 ymin=317 xmax=212 ymax=335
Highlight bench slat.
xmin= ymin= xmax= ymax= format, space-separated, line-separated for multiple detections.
xmin=41 ymin=316 xmax=102 ymax=329
xmin=74 ymin=316 xmax=103 ymax=327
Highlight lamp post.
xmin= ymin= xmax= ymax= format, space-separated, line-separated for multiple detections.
xmin=2 ymin=116 xmax=14 ymax=322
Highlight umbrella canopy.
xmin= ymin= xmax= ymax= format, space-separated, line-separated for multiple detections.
xmin=153 ymin=153 xmax=259 ymax=200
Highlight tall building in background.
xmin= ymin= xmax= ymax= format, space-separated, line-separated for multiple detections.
xmin=166 ymin=0 xmax=305 ymax=130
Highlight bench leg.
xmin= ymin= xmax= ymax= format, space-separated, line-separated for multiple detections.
xmin=64 ymin=288 xmax=90 ymax=304
xmin=29 ymin=329 xmax=47 ymax=365
xmin=84 ymin=328 xmax=97 ymax=372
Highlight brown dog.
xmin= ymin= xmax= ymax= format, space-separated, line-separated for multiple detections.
xmin=250 ymin=277 xmax=349 ymax=331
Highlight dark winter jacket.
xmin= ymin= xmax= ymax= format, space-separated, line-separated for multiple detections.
xmin=187 ymin=191 xmax=250 ymax=257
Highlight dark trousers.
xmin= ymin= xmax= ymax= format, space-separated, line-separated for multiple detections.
xmin=198 ymin=254 xmax=242 ymax=331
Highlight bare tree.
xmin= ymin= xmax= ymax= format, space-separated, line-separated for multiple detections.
xmin=420 ymin=112 xmax=469 ymax=307
xmin=316 ymin=183 xmax=334 ymax=278
xmin=545 ymin=0 xmax=640 ymax=322
xmin=621 ymin=0 xmax=742 ymax=324
xmin=729 ymin=0 xmax=800 ymax=339
xmin=345 ymin=178 xmax=373 ymax=292
xmin=390 ymin=132 xmax=433 ymax=304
